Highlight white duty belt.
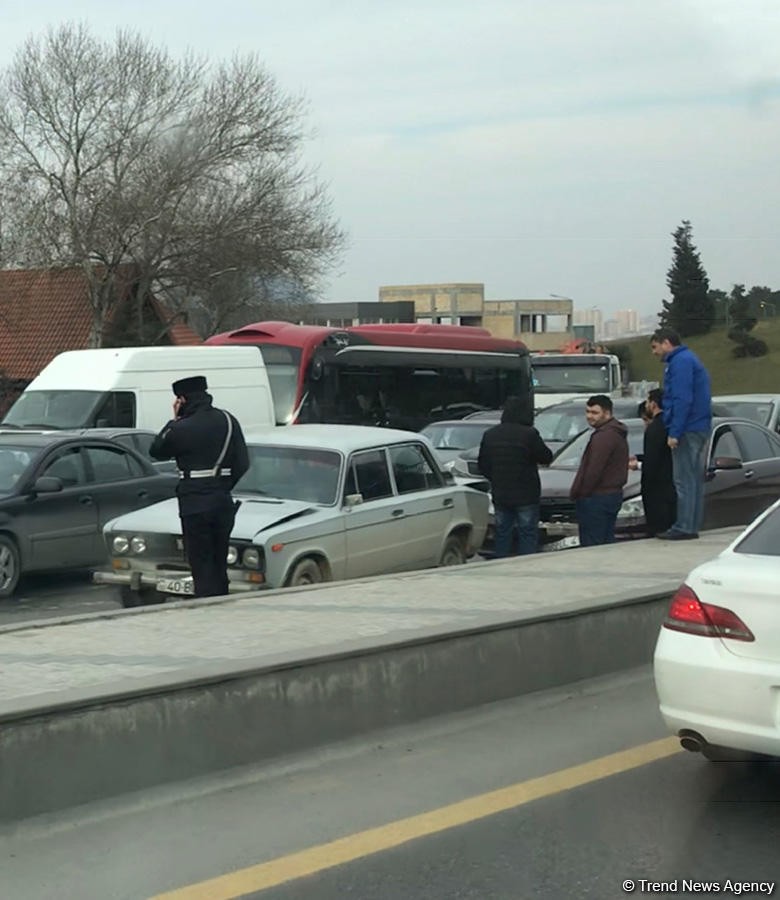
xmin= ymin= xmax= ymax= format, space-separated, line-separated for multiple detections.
xmin=178 ymin=411 xmax=234 ymax=480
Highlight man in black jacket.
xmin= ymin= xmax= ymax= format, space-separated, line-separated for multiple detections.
xmin=477 ymin=396 xmax=553 ymax=557
xmin=630 ymin=388 xmax=676 ymax=536
xmin=150 ymin=375 xmax=250 ymax=598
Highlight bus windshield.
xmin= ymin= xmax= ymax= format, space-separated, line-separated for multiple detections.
xmin=299 ymin=355 xmax=530 ymax=431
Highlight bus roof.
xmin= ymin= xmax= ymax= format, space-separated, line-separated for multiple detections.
xmin=205 ymin=320 xmax=528 ymax=354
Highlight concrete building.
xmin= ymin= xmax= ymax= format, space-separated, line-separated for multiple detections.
xmin=302 ymin=300 xmax=415 ymax=327
xmin=572 ymin=307 xmax=604 ymax=337
xmin=377 ymin=283 xmax=573 ymax=351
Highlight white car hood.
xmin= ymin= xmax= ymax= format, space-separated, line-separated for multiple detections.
xmin=107 ymin=495 xmax=320 ymax=541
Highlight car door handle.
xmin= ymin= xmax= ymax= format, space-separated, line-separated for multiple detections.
xmin=744 ymin=470 xmax=755 ymax=479
xmin=137 ymin=489 xmax=149 ymax=499
xmin=392 ymin=508 xmax=405 ymax=517
xmin=79 ymin=495 xmax=94 ymax=506
xmin=443 ymin=498 xmax=454 ymax=508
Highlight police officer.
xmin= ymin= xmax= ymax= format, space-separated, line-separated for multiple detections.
xmin=150 ymin=375 xmax=249 ymax=598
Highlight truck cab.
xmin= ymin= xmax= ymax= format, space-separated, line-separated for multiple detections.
xmin=531 ymin=353 xmax=623 ymax=410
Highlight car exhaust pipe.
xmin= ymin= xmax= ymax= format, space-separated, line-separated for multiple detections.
xmin=679 ymin=731 xmax=705 ymax=753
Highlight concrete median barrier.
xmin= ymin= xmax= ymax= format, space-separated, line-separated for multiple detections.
xmin=0 ymin=587 xmax=672 ymax=823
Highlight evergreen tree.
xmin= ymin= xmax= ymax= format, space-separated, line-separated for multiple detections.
xmin=727 ymin=283 xmax=767 ymax=358
xmin=659 ymin=220 xmax=714 ymax=337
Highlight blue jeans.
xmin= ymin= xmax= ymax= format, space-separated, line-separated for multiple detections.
xmin=670 ymin=430 xmax=708 ymax=535
xmin=576 ymin=493 xmax=623 ymax=547
xmin=494 ymin=504 xmax=540 ymax=557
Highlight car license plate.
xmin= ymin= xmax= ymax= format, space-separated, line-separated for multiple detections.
xmin=544 ymin=535 xmax=580 ymax=552
xmin=156 ymin=576 xmax=194 ymax=595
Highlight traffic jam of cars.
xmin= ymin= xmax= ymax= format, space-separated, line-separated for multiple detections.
xmin=1 ymin=376 xmax=778 ymax=766
xmin=0 ymin=391 xmax=776 ymax=607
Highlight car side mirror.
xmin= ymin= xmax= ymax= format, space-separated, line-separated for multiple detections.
xmin=710 ymin=456 xmax=742 ymax=471
xmin=344 ymin=493 xmax=364 ymax=507
xmin=32 ymin=475 xmax=64 ymax=493
xmin=441 ymin=470 xmax=455 ymax=484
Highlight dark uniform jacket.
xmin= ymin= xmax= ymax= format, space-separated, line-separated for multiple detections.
xmin=150 ymin=392 xmax=250 ymax=515
xmin=477 ymin=401 xmax=553 ymax=508
xmin=570 ymin=417 xmax=628 ymax=500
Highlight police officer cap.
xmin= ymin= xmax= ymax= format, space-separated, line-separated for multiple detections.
xmin=172 ymin=375 xmax=208 ymax=396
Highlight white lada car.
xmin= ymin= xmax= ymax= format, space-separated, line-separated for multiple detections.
xmin=95 ymin=425 xmax=490 ymax=606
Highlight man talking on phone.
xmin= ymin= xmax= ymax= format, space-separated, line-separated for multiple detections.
xmin=150 ymin=375 xmax=249 ymax=598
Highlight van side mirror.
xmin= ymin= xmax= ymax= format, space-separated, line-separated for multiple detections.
xmin=344 ymin=493 xmax=364 ymax=507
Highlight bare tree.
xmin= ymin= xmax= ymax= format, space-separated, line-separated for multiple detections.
xmin=0 ymin=23 xmax=346 ymax=345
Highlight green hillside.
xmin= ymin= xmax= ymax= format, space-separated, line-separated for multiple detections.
xmin=610 ymin=319 xmax=780 ymax=393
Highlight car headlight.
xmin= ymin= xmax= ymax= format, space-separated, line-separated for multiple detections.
xmin=451 ymin=458 xmax=471 ymax=477
xmin=226 ymin=545 xmax=238 ymax=565
xmin=112 ymin=535 xmax=130 ymax=554
xmin=242 ymin=547 xmax=261 ymax=569
xmin=617 ymin=497 xmax=645 ymax=519
xmin=130 ymin=535 xmax=147 ymax=554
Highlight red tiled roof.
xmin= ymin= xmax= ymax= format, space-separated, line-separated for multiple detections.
xmin=0 ymin=267 xmax=201 ymax=380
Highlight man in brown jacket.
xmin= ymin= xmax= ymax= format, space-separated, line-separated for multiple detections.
xmin=569 ymin=394 xmax=629 ymax=546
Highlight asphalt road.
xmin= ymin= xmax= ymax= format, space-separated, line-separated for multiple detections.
xmin=0 ymin=570 xmax=119 ymax=625
xmin=4 ymin=668 xmax=778 ymax=900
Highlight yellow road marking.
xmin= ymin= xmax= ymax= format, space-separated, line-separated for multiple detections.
xmin=151 ymin=736 xmax=679 ymax=900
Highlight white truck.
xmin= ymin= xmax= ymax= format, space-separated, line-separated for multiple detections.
xmin=2 ymin=345 xmax=276 ymax=431
xmin=531 ymin=352 xmax=624 ymax=409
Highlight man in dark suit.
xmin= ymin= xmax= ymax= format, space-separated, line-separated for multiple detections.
xmin=630 ymin=388 xmax=677 ymax=536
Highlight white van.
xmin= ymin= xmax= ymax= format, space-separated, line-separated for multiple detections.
xmin=2 ymin=346 xmax=275 ymax=431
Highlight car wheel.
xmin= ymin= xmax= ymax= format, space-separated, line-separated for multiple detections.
xmin=0 ymin=535 xmax=20 ymax=599
xmin=118 ymin=586 xmax=162 ymax=608
xmin=287 ymin=558 xmax=324 ymax=587
xmin=439 ymin=535 xmax=466 ymax=566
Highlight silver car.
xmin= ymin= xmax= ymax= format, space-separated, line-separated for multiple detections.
xmin=95 ymin=425 xmax=490 ymax=606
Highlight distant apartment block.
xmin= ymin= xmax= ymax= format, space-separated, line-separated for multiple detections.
xmin=572 ymin=308 xmax=604 ymax=336
xmin=615 ymin=309 xmax=640 ymax=334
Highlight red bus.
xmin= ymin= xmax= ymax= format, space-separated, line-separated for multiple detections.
xmin=205 ymin=320 xmax=533 ymax=430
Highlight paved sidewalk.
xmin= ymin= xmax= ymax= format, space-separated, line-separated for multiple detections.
xmin=0 ymin=530 xmax=739 ymax=713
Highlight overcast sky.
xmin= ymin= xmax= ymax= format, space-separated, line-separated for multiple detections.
xmin=3 ymin=0 xmax=779 ymax=316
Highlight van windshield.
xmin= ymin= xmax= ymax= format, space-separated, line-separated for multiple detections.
xmin=2 ymin=391 xmax=105 ymax=428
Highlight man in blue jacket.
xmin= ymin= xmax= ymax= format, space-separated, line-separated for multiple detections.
xmin=650 ymin=328 xmax=712 ymax=540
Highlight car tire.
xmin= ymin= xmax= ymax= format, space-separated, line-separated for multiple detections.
xmin=118 ymin=586 xmax=162 ymax=608
xmin=0 ymin=535 xmax=20 ymax=599
xmin=287 ymin=558 xmax=324 ymax=587
xmin=439 ymin=535 xmax=466 ymax=566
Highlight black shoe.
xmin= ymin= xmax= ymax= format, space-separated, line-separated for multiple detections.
xmin=656 ymin=530 xmax=699 ymax=541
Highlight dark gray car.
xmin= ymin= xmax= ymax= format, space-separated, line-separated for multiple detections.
xmin=0 ymin=432 xmax=178 ymax=597
xmin=540 ymin=416 xmax=780 ymax=542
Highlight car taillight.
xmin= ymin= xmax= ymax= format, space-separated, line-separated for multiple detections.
xmin=663 ymin=584 xmax=754 ymax=642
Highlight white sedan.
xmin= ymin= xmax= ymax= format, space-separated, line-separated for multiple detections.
xmin=654 ymin=497 xmax=780 ymax=761
xmin=95 ymin=425 xmax=490 ymax=606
